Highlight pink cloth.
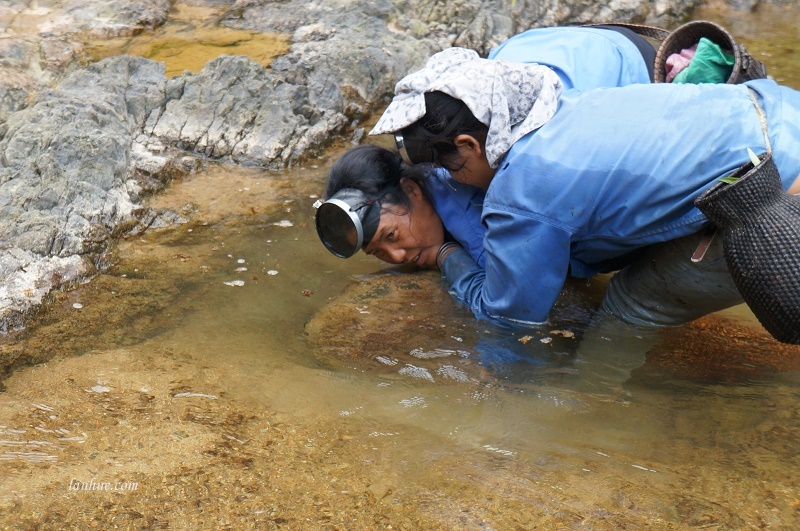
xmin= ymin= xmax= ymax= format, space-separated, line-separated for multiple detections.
xmin=665 ymin=44 xmax=698 ymax=83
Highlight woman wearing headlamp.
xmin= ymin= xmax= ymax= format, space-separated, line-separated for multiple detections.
xmin=316 ymin=144 xmax=445 ymax=267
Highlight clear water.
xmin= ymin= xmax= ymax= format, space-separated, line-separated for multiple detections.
xmin=2 ymin=3 xmax=800 ymax=528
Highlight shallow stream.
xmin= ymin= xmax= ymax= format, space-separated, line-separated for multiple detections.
xmin=1 ymin=2 xmax=800 ymax=528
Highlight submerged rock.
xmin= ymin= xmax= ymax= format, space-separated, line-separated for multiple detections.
xmin=644 ymin=314 xmax=800 ymax=383
xmin=304 ymin=271 xmax=605 ymax=387
xmin=306 ymin=268 xmax=800 ymax=389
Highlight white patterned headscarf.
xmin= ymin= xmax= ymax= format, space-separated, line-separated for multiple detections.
xmin=369 ymin=47 xmax=563 ymax=167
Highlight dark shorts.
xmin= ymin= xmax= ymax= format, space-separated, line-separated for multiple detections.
xmin=600 ymin=229 xmax=744 ymax=327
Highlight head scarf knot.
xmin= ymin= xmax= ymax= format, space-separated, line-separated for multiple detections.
xmin=370 ymin=47 xmax=563 ymax=167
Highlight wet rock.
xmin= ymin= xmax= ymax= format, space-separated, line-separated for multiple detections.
xmin=305 ymin=271 xmax=473 ymax=367
xmin=0 ymin=341 xmax=638 ymax=530
xmin=309 ymin=267 xmax=764 ymax=399
xmin=0 ymin=240 xmax=194 ymax=380
xmin=0 ymin=250 xmax=94 ymax=334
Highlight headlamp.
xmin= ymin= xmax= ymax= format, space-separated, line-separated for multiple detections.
xmin=394 ymin=130 xmax=434 ymax=166
xmin=314 ymin=188 xmax=383 ymax=258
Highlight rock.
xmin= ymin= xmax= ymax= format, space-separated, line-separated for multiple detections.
xmin=0 ymin=56 xmax=170 ymax=327
xmin=0 ymin=250 xmax=94 ymax=333
xmin=0 ymin=0 xmax=174 ymax=121
xmin=643 ymin=314 xmax=800 ymax=383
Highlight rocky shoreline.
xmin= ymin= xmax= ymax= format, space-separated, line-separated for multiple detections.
xmin=0 ymin=0 xmax=768 ymax=332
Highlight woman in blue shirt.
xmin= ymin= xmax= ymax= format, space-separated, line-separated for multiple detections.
xmin=414 ymin=24 xmax=658 ymax=268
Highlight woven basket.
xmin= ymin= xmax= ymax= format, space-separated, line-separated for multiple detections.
xmin=654 ymin=20 xmax=767 ymax=84
xmin=695 ymin=152 xmax=800 ymax=344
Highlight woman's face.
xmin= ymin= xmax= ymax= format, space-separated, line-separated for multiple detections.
xmin=363 ymin=178 xmax=445 ymax=269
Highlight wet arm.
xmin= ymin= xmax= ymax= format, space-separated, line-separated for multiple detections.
xmin=439 ymin=217 xmax=573 ymax=328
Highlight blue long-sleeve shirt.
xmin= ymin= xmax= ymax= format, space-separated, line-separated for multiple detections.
xmin=429 ymin=26 xmax=654 ymax=267
xmin=487 ymin=26 xmax=652 ymax=89
xmin=440 ymin=79 xmax=800 ymax=327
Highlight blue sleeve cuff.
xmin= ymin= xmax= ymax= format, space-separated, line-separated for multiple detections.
xmin=440 ymin=246 xmax=479 ymax=287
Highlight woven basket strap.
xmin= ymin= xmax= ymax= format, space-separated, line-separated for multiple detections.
xmin=582 ymin=22 xmax=670 ymax=41
xmin=748 ymin=89 xmax=772 ymax=154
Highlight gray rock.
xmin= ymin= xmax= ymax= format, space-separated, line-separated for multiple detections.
xmin=0 ymin=0 xmax=174 ymax=121
xmin=0 ymin=249 xmax=93 ymax=334
xmin=0 ymin=56 xmax=170 ymax=328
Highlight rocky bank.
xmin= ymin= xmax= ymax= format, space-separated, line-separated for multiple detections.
xmin=0 ymin=0 xmax=774 ymax=331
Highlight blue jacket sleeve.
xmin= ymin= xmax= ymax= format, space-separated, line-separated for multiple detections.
xmin=440 ymin=214 xmax=573 ymax=328
xmin=425 ymin=167 xmax=488 ymax=267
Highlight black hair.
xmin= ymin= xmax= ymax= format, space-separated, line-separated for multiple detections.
xmin=325 ymin=144 xmax=431 ymax=209
xmin=402 ymin=91 xmax=488 ymax=172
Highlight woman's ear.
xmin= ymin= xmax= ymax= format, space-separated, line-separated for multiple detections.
xmin=400 ymin=177 xmax=422 ymax=198
xmin=454 ymin=134 xmax=483 ymax=158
